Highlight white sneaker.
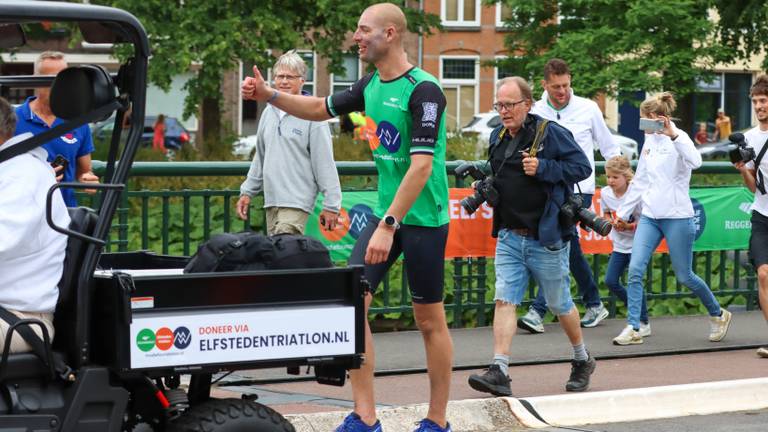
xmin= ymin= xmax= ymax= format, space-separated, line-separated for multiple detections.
xmin=613 ymin=325 xmax=643 ymax=345
xmin=709 ymin=309 xmax=732 ymax=342
xmin=580 ymin=303 xmax=609 ymax=328
xmin=757 ymin=347 xmax=768 ymax=358
xmin=517 ymin=309 xmax=545 ymax=334
xmin=639 ymin=322 xmax=652 ymax=337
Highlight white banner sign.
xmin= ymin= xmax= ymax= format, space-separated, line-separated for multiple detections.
xmin=129 ymin=306 xmax=356 ymax=369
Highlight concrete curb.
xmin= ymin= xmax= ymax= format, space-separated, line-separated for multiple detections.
xmin=508 ymin=377 xmax=768 ymax=428
xmin=287 ymin=378 xmax=768 ymax=431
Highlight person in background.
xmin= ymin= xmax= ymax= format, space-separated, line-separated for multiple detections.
xmin=237 ymin=50 xmax=342 ymax=236
xmin=519 ymin=58 xmax=621 ymax=334
xmin=152 ymin=114 xmax=167 ymax=154
xmin=715 ymin=108 xmax=732 ymax=141
xmin=694 ymin=122 xmax=709 ymax=145
xmin=14 ymin=51 xmax=99 ymax=207
xmin=599 ymin=155 xmax=650 ymax=345
xmin=617 ymin=92 xmax=732 ymax=344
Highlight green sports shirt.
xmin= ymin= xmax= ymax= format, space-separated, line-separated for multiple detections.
xmin=325 ymin=67 xmax=449 ymax=227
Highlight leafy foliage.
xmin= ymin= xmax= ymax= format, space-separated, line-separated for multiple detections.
xmin=491 ymin=0 xmax=734 ymax=101
xmin=92 ymin=0 xmax=440 ymax=157
xmin=714 ymin=0 xmax=768 ymax=69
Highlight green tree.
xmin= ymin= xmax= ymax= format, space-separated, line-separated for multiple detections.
xmin=95 ymin=0 xmax=439 ymax=158
xmin=714 ymin=0 xmax=768 ymax=69
xmin=491 ymin=0 xmax=732 ymax=100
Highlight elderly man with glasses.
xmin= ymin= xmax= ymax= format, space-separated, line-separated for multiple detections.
xmin=237 ymin=50 xmax=342 ymax=235
xmin=467 ymin=76 xmax=596 ymax=397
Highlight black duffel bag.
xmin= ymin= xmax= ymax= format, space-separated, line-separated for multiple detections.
xmin=183 ymin=232 xmax=332 ymax=273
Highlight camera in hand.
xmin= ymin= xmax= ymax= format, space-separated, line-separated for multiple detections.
xmin=454 ymin=162 xmax=499 ymax=215
xmin=728 ymin=133 xmax=756 ymax=164
xmin=560 ymin=194 xmax=612 ymax=236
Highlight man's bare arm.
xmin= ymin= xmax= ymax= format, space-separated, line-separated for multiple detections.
xmin=241 ymin=65 xmax=330 ymax=121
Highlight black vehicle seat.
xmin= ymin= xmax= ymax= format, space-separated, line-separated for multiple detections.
xmin=52 ymin=207 xmax=99 ymax=358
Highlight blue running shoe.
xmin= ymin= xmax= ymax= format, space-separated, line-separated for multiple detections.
xmin=413 ymin=418 xmax=452 ymax=432
xmin=335 ymin=412 xmax=383 ymax=432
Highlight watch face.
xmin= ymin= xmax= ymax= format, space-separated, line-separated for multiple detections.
xmin=384 ymin=215 xmax=396 ymax=226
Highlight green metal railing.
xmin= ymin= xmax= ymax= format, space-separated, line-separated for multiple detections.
xmin=89 ymin=161 xmax=757 ymax=327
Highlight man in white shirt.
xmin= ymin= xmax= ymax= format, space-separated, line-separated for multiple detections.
xmin=733 ymin=74 xmax=768 ymax=359
xmin=0 ymin=96 xmax=69 ymax=353
xmin=519 ymin=59 xmax=621 ymax=333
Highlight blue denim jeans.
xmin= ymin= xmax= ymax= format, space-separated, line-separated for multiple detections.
xmin=494 ymin=229 xmax=575 ymax=315
xmin=627 ymin=216 xmax=721 ymax=329
xmin=605 ymin=251 xmax=648 ymax=324
xmin=530 ymin=194 xmax=601 ymax=317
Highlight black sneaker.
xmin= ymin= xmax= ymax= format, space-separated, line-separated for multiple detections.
xmin=565 ymin=353 xmax=596 ymax=392
xmin=467 ymin=364 xmax=512 ymax=396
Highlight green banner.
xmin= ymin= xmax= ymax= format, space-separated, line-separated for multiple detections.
xmin=304 ymin=191 xmax=379 ymax=262
xmin=304 ymin=187 xmax=755 ymax=260
xmin=689 ymin=186 xmax=754 ymax=251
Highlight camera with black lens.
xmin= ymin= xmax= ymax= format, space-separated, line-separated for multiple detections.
xmin=560 ymin=194 xmax=613 ymax=236
xmin=454 ymin=162 xmax=499 ymax=215
xmin=728 ymin=132 xmax=756 ymax=164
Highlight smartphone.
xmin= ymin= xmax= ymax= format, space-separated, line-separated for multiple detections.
xmin=51 ymin=154 xmax=68 ymax=171
xmin=639 ymin=118 xmax=664 ymax=133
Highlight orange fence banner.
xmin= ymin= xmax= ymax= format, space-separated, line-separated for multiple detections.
xmin=445 ymin=188 xmax=667 ymax=258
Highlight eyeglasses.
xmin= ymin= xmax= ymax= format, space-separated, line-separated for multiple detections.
xmin=493 ymin=100 xmax=526 ymax=112
xmin=273 ymin=74 xmax=302 ymax=82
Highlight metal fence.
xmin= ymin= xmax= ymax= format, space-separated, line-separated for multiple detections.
xmin=89 ymin=160 xmax=758 ymax=328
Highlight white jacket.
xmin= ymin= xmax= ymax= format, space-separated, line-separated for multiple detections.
xmin=617 ymin=124 xmax=701 ymax=220
xmin=531 ymin=90 xmax=620 ymax=194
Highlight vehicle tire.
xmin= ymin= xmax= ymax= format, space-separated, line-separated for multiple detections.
xmin=166 ymin=398 xmax=294 ymax=432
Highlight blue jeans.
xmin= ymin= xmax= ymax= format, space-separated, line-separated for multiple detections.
xmin=494 ymin=229 xmax=575 ymax=315
xmin=605 ymin=251 xmax=648 ymax=324
xmin=530 ymin=194 xmax=601 ymax=317
xmin=627 ymin=216 xmax=721 ymax=329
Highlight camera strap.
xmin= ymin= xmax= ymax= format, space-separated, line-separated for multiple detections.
xmin=754 ymin=138 xmax=768 ymax=195
xmin=489 ymin=120 xmax=550 ymax=175
xmin=528 ymin=119 xmax=549 ymax=158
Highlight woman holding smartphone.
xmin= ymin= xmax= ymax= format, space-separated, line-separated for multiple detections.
xmin=617 ymin=92 xmax=732 ymax=342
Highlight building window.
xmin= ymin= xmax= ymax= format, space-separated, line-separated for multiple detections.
xmin=494 ymin=56 xmax=516 ymax=89
xmin=440 ymin=56 xmax=479 ymax=131
xmin=689 ymin=72 xmax=752 ymax=138
xmin=297 ymin=51 xmax=316 ymax=95
xmin=496 ymin=2 xmax=513 ymax=27
xmin=331 ymin=54 xmax=361 ymax=95
xmin=441 ymin=0 xmax=480 ymax=26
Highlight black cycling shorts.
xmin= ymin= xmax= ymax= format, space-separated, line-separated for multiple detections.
xmin=750 ymin=210 xmax=768 ymax=269
xmin=349 ymin=218 xmax=449 ymax=304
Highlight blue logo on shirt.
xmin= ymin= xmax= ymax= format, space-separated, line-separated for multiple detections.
xmin=348 ymin=204 xmax=374 ymax=239
xmin=376 ymin=121 xmax=401 ymax=153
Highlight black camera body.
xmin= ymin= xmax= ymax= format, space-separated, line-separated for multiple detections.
xmin=454 ymin=162 xmax=499 ymax=214
xmin=560 ymin=194 xmax=612 ymax=236
xmin=728 ymin=133 xmax=756 ymax=164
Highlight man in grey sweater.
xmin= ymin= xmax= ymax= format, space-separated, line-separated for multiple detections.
xmin=237 ymin=51 xmax=342 ymax=234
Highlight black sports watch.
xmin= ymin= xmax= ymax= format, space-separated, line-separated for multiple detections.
xmin=382 ymin=214 xmax=400 ymax=230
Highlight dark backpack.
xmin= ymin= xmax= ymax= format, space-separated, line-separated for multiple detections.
xmin=183 ymin=232 xmax=332 ymax=273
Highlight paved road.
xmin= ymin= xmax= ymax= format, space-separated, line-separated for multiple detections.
xmin=213 ymin=349 xmax=767 ymax=417
xmin=539 ymin=409 xmax=768 ymax=432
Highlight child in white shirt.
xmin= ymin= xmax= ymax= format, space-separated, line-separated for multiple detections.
xmin=600 ymin=156 xmax=649 ymax=345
